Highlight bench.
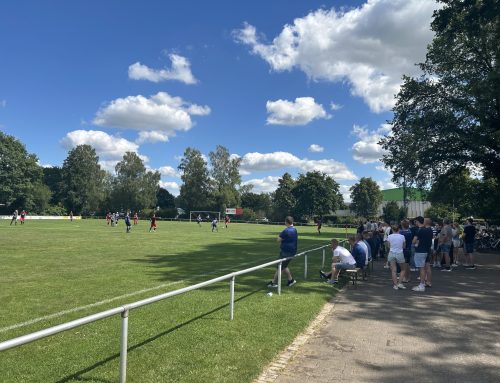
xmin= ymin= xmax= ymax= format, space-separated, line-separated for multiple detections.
xmin=343 ymin=268 xmax=362 ymax=287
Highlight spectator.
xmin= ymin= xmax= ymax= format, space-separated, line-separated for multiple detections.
xmin=320 ymin=239 xmax=357 ymax=284
xmin=387 ymin=225 xmax=408 ymax=290
xmin=463 ymin=218 xmax=476 ymax=269
xmin=348 ymin=235 xmax=366 ymax=269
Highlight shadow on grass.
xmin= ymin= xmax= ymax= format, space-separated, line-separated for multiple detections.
xmin=55 ymin=289 xmax=262 ymax=383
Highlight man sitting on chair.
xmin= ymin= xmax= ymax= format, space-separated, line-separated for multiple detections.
xmin=320 ymin=239 xmax=357 ymax=284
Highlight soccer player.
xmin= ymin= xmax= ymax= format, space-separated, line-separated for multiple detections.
xmin=317 ymin=216 xmax=322 ymax=235
xmin=224 ymin=215 xmax=230 ymax=228
xmin=197 ymin=214 xmax=202 ymax=226
xmin=10 ymin=210 xmax=18 ymax=226
xmin=69 ymin=211 xmax=74 ymax=222
xmin=149 ymin=214 xmax=157 ymax=232
xmin=125 ymin=211 xmax=132 ymax=233
xmin=211 ymin=218 xmax=218 ymax=232
xmin=106 ymin=211 xmax=111 ymax=225
xmin=20 ymin=210 xmax=26 ymax=225
xmin=133 ymin=212 xmax=139 ymax=225
xmin=267 ymin=216 xmax=297 ymax=288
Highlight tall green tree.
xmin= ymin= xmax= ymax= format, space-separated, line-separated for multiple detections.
xmin=61 ymin=144 xmax=105 ymax=214
xmin=272 ymin=173 xmax=296 ymax=220
xmin=241 ymin=192 xmax=272 ymax=217
xmin=349 ymin=177 xmax=383 ymax=219
xmin=381 ymin=0 xmax=500 ymax=186
xmin=157 ymin=187 xmax=175 ymax=209
xmin=178 ymin=147 xmax=212 ymax=211
xmin=0 ymin=131 xmax=43 ymax=212
xmin=292 ymin=171 xmax=343 ymax=220
xmin=112 ymin=152 xmax=160 ymax=211
xmin=43 ymin=166 xmax=63 ymax=205
xmin=209 ymin=145 xmax=242 ymax=211
xmin=382 ymin=201 xmax=407 ymax=224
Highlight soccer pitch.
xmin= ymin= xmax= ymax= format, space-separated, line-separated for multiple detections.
xmin=0 ymin=219 xmax=350 ymax=382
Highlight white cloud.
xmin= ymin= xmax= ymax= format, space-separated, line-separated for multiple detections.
xmin=266 ymin=97 xmax=330 ymax=125
xmin=308 ymin=144 xmax=324 ymax=153
xmin=93 ymin=92 xmax=210 ymax=136
xmin=240 ymin=151 xmax=357 ymax=180
xmin=136 ymin=131 xmax=170 ymax=144
xmin=128 ymin=54 xmax=197 ymax=84
xmin=234 ymin=0 xmax=438 ymax=113
xmin=351 ymin=124 xmax=390 ymax=164
xmin=330 ymin=102 xmax=342 ymax=111
xmin=159 ymin=181 xmax=180 ymax=196
xmin=242 ymin=176 xmax=280 ymax=194
xmin=158 ymin=165 xmax=179 ymax=178
xmin=339 ymin=184 xmax=352 ymax=203
xmin=60 ymin=130 xmax=147 ymax=172
xmin=377 ymin=179 xmax=397 ymax=190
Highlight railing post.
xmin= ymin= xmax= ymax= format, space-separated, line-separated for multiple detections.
xmin=304 ymin=254 xmax=308 ymax=280
xmin=119 ymin=309 xmax=129 ymax=383
xmin=322 ymin=248 xmax=325 ymax=269
xmin=229 ymin=275 xmax=235 ymax=320
xmin=277 ymin=261 xmax=282 ymax=295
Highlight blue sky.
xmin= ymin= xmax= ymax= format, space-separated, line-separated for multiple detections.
xmin=0 ymin=0 xmax=438 ymax=201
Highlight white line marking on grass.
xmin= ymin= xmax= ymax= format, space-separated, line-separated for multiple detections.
xmin=0 ymin=256 xmax=283 ymax=334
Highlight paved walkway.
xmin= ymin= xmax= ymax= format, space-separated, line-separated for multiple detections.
xmin=259 ymin=252 xmax=500 ymax=383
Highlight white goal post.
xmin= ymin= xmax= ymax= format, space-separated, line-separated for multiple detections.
xmin=189 ymin=211 xmax=221 ymax=222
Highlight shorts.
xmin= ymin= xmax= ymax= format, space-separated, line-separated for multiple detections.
xmin=440 ymin=244 xmax=451 ymax=253
xmin=333 ymin=262 xmax=355 ymax=270
xmin=388 ymin=251 xmax=405 ymax=264
xmin=414 ymin=252 xmax=430 ymax=268
xmin=452 ymin=239 xmax=461 ymax=248
xmin=464 ymin=242 xmax=474 ymax=253
xmin=278 ymin=251 xmax=295 ymax=269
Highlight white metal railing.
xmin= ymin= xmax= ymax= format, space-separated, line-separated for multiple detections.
xmin=0 ymin=243 xmax=333 ymax=383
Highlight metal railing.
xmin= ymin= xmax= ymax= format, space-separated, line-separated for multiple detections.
xmin=0 ymin=244 xmax=332 ymax=383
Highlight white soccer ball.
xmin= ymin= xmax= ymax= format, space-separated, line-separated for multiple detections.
xmin=267 ymin=292 xmax=273 ymax=297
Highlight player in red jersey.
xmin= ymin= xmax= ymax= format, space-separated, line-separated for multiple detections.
xmin=149 ymin=214 xmax=157 ymax=232
xmin=224 ymin=215 xmax=230 ymax=228
xmin=106 ymin=211 xmax=111 ymax=225
xmin=133 ymin=212 xmax=139 ymax=225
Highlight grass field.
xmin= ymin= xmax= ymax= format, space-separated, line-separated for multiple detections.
xmin=0 ymin=219 xmax=352 ymax=382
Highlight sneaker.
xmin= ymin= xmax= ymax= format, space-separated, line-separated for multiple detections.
xmin=327 ymin=279 xmax=338 ymax=285
xmin=397 ymin=283 xmax=406 ymax=289
xmin=441 ymin=267 xmax=452 ymax=272
xmin=287 ymin=279 xmax=297 ymax=287
xmin=451 ymin=263 xmax=459 ymax=268
xmin=393 ymin=285 xmax=399 ymax=290
xmin=319 ymin=270 xmax=328 ymax=280
xmin=383 ymin=264 xmax=390 ymax=269
xmin=412 ymin=285 xmax=425 ymax=292
xmin=267 ymin=281 xmax=278 ymax=288
xmin=410 ymin=268 xmax=416 ymax=272
xmin=425 ymin=283 xmax=432 ymax=288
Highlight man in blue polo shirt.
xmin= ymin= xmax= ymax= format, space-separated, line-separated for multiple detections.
xmin=268 ymin=216 xmax=297 ymax=288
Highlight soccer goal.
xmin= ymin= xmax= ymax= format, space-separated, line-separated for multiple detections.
xmin=189 ymin=211 xmax=221 ymax=222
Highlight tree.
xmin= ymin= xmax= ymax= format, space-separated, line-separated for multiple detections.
xmin=178 ymin=147 xmax=213 ymax=211
xmin=0 ymin=131 xmax=43 ymax=212
xmin=272 ymin=173 xmax=296 ymax=220
xmin=112 ymin=152 xmax=160 ymax=211
xmin=43 ymin=166 xmax=63 ymax=205
xmin=209 ymin=145 xmax=242 ymax=211
xmin=292 ymin=171 xmax=343 ymax=221
xmin=241 ymin=192 xmax=272 ymax=217
xmin=157 ymin=187 xmax=175 ymax=209
xmin=349 ymin=177 xmax=383 ymax=219
xmin=61 ymin=145 xmax=105 ymax=214
xmin=382 ymin=201 xmax=407 ymax=224
xmin=381 ymin=0 xmax=500 ymax=186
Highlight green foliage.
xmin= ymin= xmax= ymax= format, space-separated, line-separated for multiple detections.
xmin=382 ymin=201 xmax=407 ymax=224
xmin=272 ymin=173 xmax=296 ymax=220
xmin=381 ymin=0 xmax=500 ymax=186
xmin=240 ymin=207 xmax=256 ymax=221
xmin=241 ymin=192 xmax=272 ymax=217
xmin=112 ymin=152 xmax=160 ymax=212
xmin=178 ymin=147 xmax=213 ymax=211
xmin=0 ymin=131 xmax=43 ymax=212
xmin=349 ymin=177 xmax=383 ymax=219
xmin=42 ymin=166 xmax=63 ymax=205
xmin=424 ymin=203 xmax=456 ymax=223
xmin=157 ymin=187 xmax=175 ymax=209
xmin=41 ymin=203 xmax=68 ymax=216
xmin=292 ymin=171 xmax=343 ymax=220
xmin=61 ymin=145 xmax=105 ymax=214
xmin=31 ymin=182 xmax=52 ymax=214
xmin=209 ymin=145 xmax=242 ymax=212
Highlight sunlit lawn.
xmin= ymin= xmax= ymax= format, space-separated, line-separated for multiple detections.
xmin=0 ymin=219 xmax=352 ymax=382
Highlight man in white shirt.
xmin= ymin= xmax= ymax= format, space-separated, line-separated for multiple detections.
xmin=320 ymin=239 xmax=356 ymax=284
